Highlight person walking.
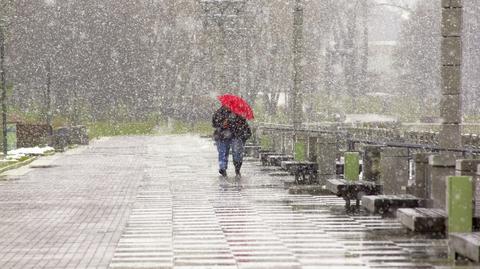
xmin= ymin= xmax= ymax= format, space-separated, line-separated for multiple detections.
xmin=213 ymin=95 xmax=254 ymax=178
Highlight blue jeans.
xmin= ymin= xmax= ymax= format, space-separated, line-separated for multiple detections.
xmin=216 ymin=138 xmax=245 ymax=170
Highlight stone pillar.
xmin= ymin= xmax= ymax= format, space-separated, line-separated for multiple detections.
xmin=455 ymin=159 xmax=480 ymax=179
xmin=439 ymin=0 xmax=463 ymax=149
xmin=412 ymin=153 xmax=431 ymax=199
xmin=363 ymin=145 xmax=382 ymax=182
xmin=273 ymin=132 xmax=283 ymax=153
xmin=279 ymin=132 xmax=286 ymax=154
xmin=284 ymin=133 xmax=295 ymax=156
xmin=380 ymin=148 xmax=410 ymax=195
xmin=429 ymin=154 xmax=456 ymax=209
xmin=308 ymin=136 xmax=318 ymax=162
xmin=315 ymin=133 xmax=337 ymax=182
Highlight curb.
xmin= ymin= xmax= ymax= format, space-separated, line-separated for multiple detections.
xmin=0 ymin=156 xmax=37 ymax=175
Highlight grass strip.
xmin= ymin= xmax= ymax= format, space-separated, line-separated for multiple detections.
xmin=0 ymin=156 xmax=37 ymax=176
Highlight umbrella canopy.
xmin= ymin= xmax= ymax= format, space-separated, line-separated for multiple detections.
xmin=217 ymin=94 xmax=254 ymax=120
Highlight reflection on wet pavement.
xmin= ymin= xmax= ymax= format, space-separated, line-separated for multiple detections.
xmin=109 ymin=136 xmax=474 ymax=269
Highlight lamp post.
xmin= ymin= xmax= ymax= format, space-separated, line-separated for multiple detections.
xmin=45 ymin=59 xmax=52 ymax=134
xmin=0 ymin=25 xmax=7 ymax=156
xmin=198 ymin=0 xmax=247 ymax=93
xmin=292 ymin=0 xmax=304 ymax=131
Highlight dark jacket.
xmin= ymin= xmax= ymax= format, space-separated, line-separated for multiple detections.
xmin=212 ymin=107 xmax=252 ymax=141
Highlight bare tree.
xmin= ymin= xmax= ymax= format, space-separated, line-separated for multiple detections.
xmin=393 ymin=0 xmax=441 ymax=117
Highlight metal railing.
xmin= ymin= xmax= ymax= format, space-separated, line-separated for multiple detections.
xmin=255 ymin=122 xmax=480 ymax=155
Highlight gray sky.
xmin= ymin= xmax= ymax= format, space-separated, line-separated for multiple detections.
xmin=369 ymin=0 xmax=418 ymax=42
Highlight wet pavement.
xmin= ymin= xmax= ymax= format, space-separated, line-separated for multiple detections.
xmin=0 ymin=135 xmax=477 ymax=268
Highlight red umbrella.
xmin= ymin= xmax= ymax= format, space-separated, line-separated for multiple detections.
xmin=217 ymin=94 xmax=254 ymax=120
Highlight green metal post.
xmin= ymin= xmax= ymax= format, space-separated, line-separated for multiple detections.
xmin=345 ymin=152 xmax=360 ymax=181
xmin=447 ymin=176 xmax=472 ymax=233
xmin=295 ymin=139 xmax=306 ymax=161
xmin=260 ymin=134 xmax=273 ymax=151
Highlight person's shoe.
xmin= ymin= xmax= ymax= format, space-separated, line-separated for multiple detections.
xmin=219 ymin=169 xmax=227 ymax=177
xmin=235 ymin=167 xmax=241 ymax=177
xmin=234 ymin=161 xmax=242 ymax=177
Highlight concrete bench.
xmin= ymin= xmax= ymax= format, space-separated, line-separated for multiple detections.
xmin=265 ymin=155 xmax=294 ymax=166
xmin=259 ymin=151 xmax=277 ymax=166
xmin=362 ymin=195 xmax=422 ymax=215
xmin=281 ymin=161 xmax=318 ymax=184
xmin=398 ymin=175 xmax=480 ymax=234
xmin=244 ymin=145 xmax=262 ymax=158
xmin=450 ymin=232 xmax=480 ymax=262
xmin=326 ymin=178 xmax=383 ymax=209
xmin=396 ymin=208 xmax=447 ymax=233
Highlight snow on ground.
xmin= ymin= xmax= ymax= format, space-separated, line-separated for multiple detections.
xmin=7 ymin=147 xmax=55 ymax=160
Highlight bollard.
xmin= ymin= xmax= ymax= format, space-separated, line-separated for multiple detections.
xmin=456 ymin=160 xmax=480 ymax=218
xmin=447 ymin=176 xmax=473 ymax=233
xmin=260 ymin=134 xmax=274 ymax=151
xmin=295 ymin=135 xmax=307 ymax=161
xmin=344 ymin=152 xmax=360 ymax=181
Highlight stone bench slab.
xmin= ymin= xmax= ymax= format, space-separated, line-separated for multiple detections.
xmin=397 ymin=208 xmax=447 ymax=233
xmin=362 ymin=195 xmax=422 ymax=215
xmin=450 ymin=232 xmax=480 ymax=262
xmin=259 ymin=152 xmax=279 ymax=165
xmin=326 ymin=179 xmax=383 ymax=199
xmin=265 ymin=155 xmax=294 ymax=166
xmin=398 ymin=208 xmax=480 ymax=233
xmin=281 ymin=161 xmax=319 ymax=185
xmin=281 ymin=161 xmax=318 ymax=172
xmin=326 ymin=178 xmax=383 ymax=209
xmin=244 ymin=145 xmax=262 ymax=158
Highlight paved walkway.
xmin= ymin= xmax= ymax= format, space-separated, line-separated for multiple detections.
xmin=0 ymin=135 xmax=472 ymax=268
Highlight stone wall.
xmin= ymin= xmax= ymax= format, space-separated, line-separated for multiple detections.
xmin=17 ymin=123 xmax=52 ymax=148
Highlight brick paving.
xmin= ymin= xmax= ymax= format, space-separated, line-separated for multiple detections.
xmin=0 ymin=137 xmax=146 ymax=269
xmin=0 ymin=135 xmax=476 ymax=268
